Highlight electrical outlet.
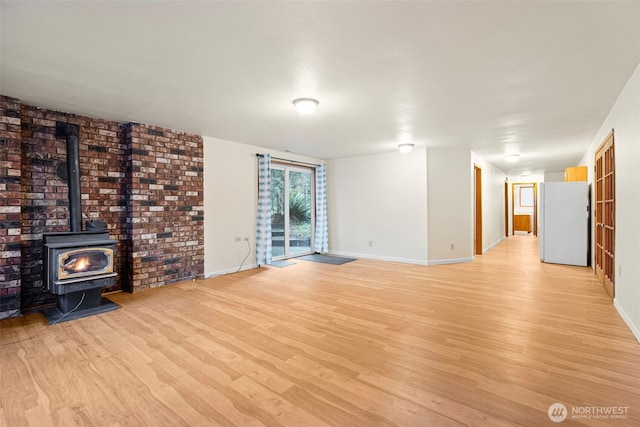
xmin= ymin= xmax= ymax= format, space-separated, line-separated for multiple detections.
xmin=243 ymin=237 xmax=249 ymax=241
xmin=450 ymin=243 xmax=455 ymax=250
xmin=368 ymin=240 xmax=373 ymax=247
xmin=234 ymin=237 xmax=241 ymax=242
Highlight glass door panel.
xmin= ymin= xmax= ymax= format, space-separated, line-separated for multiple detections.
xmin=271 ymin=165 xmax=314 ymax=260
xmin=288 ymin=170 xmax=312 ymax=255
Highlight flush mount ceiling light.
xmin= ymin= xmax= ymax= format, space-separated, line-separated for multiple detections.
xmin=398 ymin=143 xmax=414 ymax=153
xmin=505 ymin=154 xmax=520 ymax=163
xmin=292 ymin=98 xmax=319 ymax=116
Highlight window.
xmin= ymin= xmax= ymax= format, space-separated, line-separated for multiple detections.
xmin=519 ymin=186 xmax=534 ymax=207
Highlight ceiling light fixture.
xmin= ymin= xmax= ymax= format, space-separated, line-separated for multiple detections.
xmin=292 ymin=98 xmax=319 ymax=116
xmin=505 ymin=154 xmax=520 ymax=163
xmin=398 ymin=143 xmax=414 ymax=153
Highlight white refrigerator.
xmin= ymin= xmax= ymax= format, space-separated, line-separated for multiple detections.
xmin=539 ymin=181 xmax=590 ymax=266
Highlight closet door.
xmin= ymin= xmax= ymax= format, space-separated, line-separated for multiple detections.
xmin=594 ymin=131 xmax=615 ymax=298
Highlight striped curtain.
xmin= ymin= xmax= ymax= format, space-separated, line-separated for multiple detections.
xmin=256 ymin=154 xmax=272 ymax=265
xmin=314 ymin=163 xmax=329 ymax=253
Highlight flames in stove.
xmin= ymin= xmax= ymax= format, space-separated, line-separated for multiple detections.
xmin=43 ymin=230 xmax=117 ymax=305
xmin=69 ymin=256 xmax=88 ymax=272
xmin=58 ymin=248 xmax=114 ymax=280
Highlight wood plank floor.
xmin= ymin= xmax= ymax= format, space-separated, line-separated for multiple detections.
xmin=1 ymin=236 xmax=639 ymax=426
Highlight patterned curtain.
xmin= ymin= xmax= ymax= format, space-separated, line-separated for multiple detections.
xmin=314 ymin=163 xmax=329 ymax=253
xmin=256 ymin=154 xmax=272 ymax=265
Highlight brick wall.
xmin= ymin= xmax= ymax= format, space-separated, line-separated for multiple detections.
xmin=124 ymin=123 xmax=204 ymax=292
xmin=0 ymin=96 xmax=22 ymax=319
xmin=0 ymin=95 xmax=204 ymax=319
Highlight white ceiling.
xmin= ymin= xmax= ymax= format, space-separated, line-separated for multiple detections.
xmin=2 ymin=1 xmax=639 ymax=175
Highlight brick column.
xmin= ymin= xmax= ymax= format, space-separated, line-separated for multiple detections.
xmin=125 ymin=123 xmax=204 ymax=292
xmin=0 ymin=96 xmax=22 ymax=319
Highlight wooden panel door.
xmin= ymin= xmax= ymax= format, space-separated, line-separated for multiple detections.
xmin=504 ymin=182 xmax=509 ymax=237
xmin=594 ymin=131 xmax=615 ymax=298
xmin=474 ymin=165 xmax=482 ymax=255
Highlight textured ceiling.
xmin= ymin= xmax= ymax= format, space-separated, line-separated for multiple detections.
xmin=2 ymin=1 xmax=639 ymax=175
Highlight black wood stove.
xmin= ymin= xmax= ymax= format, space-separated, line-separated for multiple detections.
xmin=42 ymin=122 xmax=118 ymax=324
xmin=42 ymin=230 xmax=118 ymax=323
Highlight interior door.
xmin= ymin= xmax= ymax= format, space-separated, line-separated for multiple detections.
xmin=504 ymin=182 xmax=509 ymax=237
xmin=474 ymin=165 xmax=482 ymax=255
xmin=595 ymin=130 xmax=615 ymax=298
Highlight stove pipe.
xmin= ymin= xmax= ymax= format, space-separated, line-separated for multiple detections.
xmin=57 ymin=122 xmax=82 ymax=232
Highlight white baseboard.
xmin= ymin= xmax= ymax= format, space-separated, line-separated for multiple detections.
xmin=329 ymin=251 xmax=474 ymax=266
xmin=204 ymin=263 xmax=258 ymax=278
xmin=328 ymin=251 xmax=430 ymax=266
xmin=205 ymin=251 xmax=475 ymax=275
xmin=614 ymin=299 xmax=640 ymax=344
xmin=427 ymin=257 xmax=474 ymax=266
xmin=483 ymin=236 xmax=505 ymax=254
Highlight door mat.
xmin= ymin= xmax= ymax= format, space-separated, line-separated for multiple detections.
xmin=270 ymin=260 xmax=296 ymax=268
xmin=296 ymin=254 xmax=356 ymax=265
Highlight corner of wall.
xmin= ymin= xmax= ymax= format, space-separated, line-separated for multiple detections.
xmin=0 ymin=95 xmax=22 ymax=319
xmin=614 ymin=299 xmax=640 ymax=343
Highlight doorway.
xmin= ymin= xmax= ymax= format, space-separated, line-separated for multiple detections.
xmin=594 ymin=130 xmax=615 ymax=298
xmin=474 ymin=165 xmax=482 ymax=255
xmin=511 ymin=183 xmax=537 ymax=236
xmin=504 ymin=181 xmax=509 ymax=237
xmin=271 ymin=164 xmax=314 ymax=260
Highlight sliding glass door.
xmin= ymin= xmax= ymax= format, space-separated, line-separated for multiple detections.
xmin=271 ymin=165 xmax=314 ymax=259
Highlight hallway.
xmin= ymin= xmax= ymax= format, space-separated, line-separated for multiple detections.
xmin=1 ymin=236 xmax=639 ymax=426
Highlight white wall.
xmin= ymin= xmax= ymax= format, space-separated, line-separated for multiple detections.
xmin=507 ymin=173 xmax=545 ymax=184
xmin=578 ymin=63 xmax=640 ymax=342
xmin=544 ymin=171 xmax=565 ymax=182
xmin=471 ymin=152 xmax=507 ymax=252
xmin=203 ymin=136 xmax=322 ymax=276
xmin=327 ymin=148 xmax=428 ymax=263
xmin=427 ymin=148 xmax=473 ymax=263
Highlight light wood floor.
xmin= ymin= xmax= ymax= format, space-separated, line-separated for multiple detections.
xmin=1 ymin=236 xmax=639 ymax=426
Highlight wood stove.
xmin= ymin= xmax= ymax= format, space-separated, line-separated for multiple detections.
xmin=42 ymin=122 xmax=118 ymax=324
xmin=42 ymin=231 xmax=118 ymax=322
